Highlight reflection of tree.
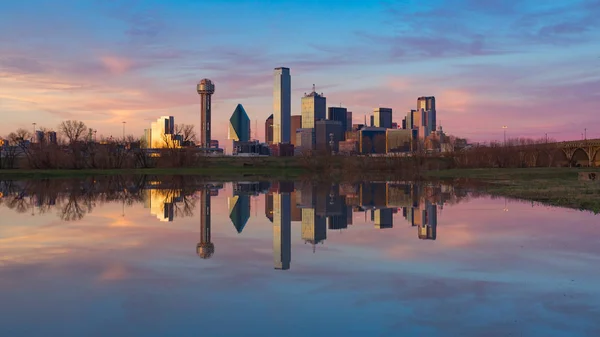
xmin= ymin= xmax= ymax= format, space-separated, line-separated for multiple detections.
xmin=60 ymin=194 xmax=90 ymax=221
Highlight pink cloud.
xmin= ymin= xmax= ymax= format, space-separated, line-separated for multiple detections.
xmin=100 ymin=56 xmax=135 ymax=75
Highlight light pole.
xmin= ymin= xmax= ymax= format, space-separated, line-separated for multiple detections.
xmin=584 ymin=128 xmax=587 ymax=140
xmin=545 ymin=133 xmax=548 ymax=143
xmin=32 ymin=123 xmax=36 ymax=142
xmin=502 ymin=125 xmax=507 ymax=146
xmin=122 ymin=121 xmax=126 ymax=140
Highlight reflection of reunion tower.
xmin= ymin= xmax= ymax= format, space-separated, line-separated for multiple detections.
xmin=196 ymin=188 xmax=214 ymax=259
xmin=197 ymin=79 xmax=215 ymax=148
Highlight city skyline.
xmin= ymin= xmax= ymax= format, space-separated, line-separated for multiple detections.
xmin=1 ymin=0 xmax=599 ymax=150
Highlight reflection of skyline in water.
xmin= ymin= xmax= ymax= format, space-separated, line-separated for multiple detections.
xmin=1 ymin=179 xmax=599 ymax=336
xmin=0 ymin=180 xmax=473 ymax=270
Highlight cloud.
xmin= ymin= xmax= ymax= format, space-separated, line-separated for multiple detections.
xmin=100 ymin=56 xmax=136 ymax=75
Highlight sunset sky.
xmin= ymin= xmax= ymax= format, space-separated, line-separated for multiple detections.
xmin=1 ymin=0 xmax=599 ymax=148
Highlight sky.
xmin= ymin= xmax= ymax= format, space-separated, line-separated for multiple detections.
xmin=1 ymin=0 xmax=599 ymax=149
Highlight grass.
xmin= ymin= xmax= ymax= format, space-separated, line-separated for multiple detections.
xmin=0 ymin=167 xmax=305 ymax=180
xmin=425 ymin=167 xmax=600 ymax=213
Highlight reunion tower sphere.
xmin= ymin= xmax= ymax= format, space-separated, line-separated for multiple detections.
xmin=196 ymin=78 xmax=215 ymax=94
xmin=197 ymin=79 xmax=215 ymax=148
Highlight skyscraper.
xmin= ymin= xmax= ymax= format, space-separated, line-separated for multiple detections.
xmin=273 ymin=67 xmax=291 ymax=144
xmin=417 ymin=96 xmax=436 ymax=138
xmin=373 ymin=107 xmax=393 ymax=129
xmin=265 ymin=114 xmax=273 ymax=144
xmin=197 ymin=79 xmax=215 ymax=148
xmin=328 ymin=107 xmax=352 ymax=136
xmin=301 ymin=85 xmax=326 ymax=129
xmin=228 ymin=104 xmax=251 ymax=142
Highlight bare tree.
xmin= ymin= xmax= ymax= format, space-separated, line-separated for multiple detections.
xmin=58 ymin=120 xmax=87 ymax=144
xmin=175 ymin=124 xmax=197 ymax=143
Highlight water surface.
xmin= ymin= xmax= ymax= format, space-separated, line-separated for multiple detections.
xmin=0 ymin=179 xmax=598 ymax=337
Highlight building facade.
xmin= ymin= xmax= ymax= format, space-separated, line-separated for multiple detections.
xmin=295 ymin=128 xmax=314 ymax=154
xmin=315 ymin=120 xmax=343 ymax=154
xmin=265 ymin=114 xmax=273 ymax=144
xmin=290 ymin=115 xmax=302 ymax=146
xmin=228 ymin=104 xmax=251 ymax=142
xmin=273 ymin=67 xmax=291 ymax=144
xmin=327 ymin=107 xmax=351 ymax=137
xmin=146 ymin=116 xmax=179 ymax=149
xmin=373 ymin=107 xmax=393 ymax=129
xmin=359 ymin=127 xmax=387 ymax=154
xmin=301 ymin=87 xmax=326 ymax=129
xmin=386 ymin=129 xmax=413 ymax=153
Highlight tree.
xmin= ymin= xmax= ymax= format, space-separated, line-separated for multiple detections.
xmin=175 ymin=124 xmax=197 ymax=143
xmin=58 ymin=120 xmax=87 ymax=143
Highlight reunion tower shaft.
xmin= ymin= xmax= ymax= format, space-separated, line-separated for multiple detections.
xmin=197 ymin=79 xmax=215 ymax=148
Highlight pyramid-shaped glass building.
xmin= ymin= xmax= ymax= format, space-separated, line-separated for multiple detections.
xmin=228 ymin=104 xmax=251 ymax=142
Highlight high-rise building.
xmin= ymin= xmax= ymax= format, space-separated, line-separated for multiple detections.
xmin=228 ymin=104 xmax=251 ymax=142
xmin=301 ymin=85 xmax=326 ymax=129
xmin=273 ymin=67 xmax=291 ymax=144
xmin=265 ymin=114 xmax=274 ymax=144
xmin=417 ymin=96 xmax=436 ymax=111
xmin=315 ymin=120 xmax=343 ymax=153
xmin=47 ymin=131 xmax=57 ymax=144
xmin=290 ymin=115 xmax=302 ymax=146
xmin=328 ymin=107 xmax=351 ymax=136
xmin=416 ymin=96 xmax=436 ymax=138
xmin=147 ymin=116 xmax=178 ymax=149
xmin=373 ymin=108 xmax=393 ymax=129
xmin=273 ymin=192 xmax=291 ymax=270
xmin=197 ymin=79 xmax=215 ymax=148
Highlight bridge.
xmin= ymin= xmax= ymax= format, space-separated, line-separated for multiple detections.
xmin=552 ymin=138 xmax=600 ymax=167
xmin=507 ymin=138 xmax=600 ymax=167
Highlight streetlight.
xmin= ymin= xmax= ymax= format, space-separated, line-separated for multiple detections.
xmin=502 ymin=125 xmax=507 ymax=146
xmin=122 ymin=121 xmax=126 ymax=140
xmin=32 ymin=123 xmax=36 ymax=142
xmin=584 ymin=128 xmax=587 ymax=140
xmin=545 ymin=133 xmax=548 ymax=143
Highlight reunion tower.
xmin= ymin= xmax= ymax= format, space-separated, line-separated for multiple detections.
xmin=197 ymin=79 xmax=215 ymax=148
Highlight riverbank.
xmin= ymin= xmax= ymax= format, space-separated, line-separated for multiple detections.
xmin=425 ymin=168 xmax=600 ymax=213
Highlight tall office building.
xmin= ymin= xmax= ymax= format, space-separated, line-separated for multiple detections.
xmin=273 ymin=67 xmax=291 ymax=144
xmin=290 ymin=115 xmax=302 ymax=146
xmin=416 ymin=96 xmax=436 ymax=138
xmin=228 ymin=104 xmax=251 ymax=142
xmin=328 ymin=107 xmax=352 ymax=136
xmin=265 ymin=114 xmax=274 ymax=144
xmin=373 ymin=107 xmax=393 ymax=129
xmin=197 ymin=79 xmax=215 ymax=148
xmin=273 ymin=192 xmax=291 ymax=270
xmin=301 ymin=85 xmax=326 ymax=129
xmin=147 ymin=116 xmax=178 ymax=149
xmin=417 ymin=96 xmax=436 ymax=111
xmin=197 ymin=189 xmax=214 ymax=259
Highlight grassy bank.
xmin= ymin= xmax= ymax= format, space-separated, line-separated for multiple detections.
xmin=0 ymin=166 xmax=305 ymax=180
xmin=425 ymin=167 xmax=600 ymax=213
